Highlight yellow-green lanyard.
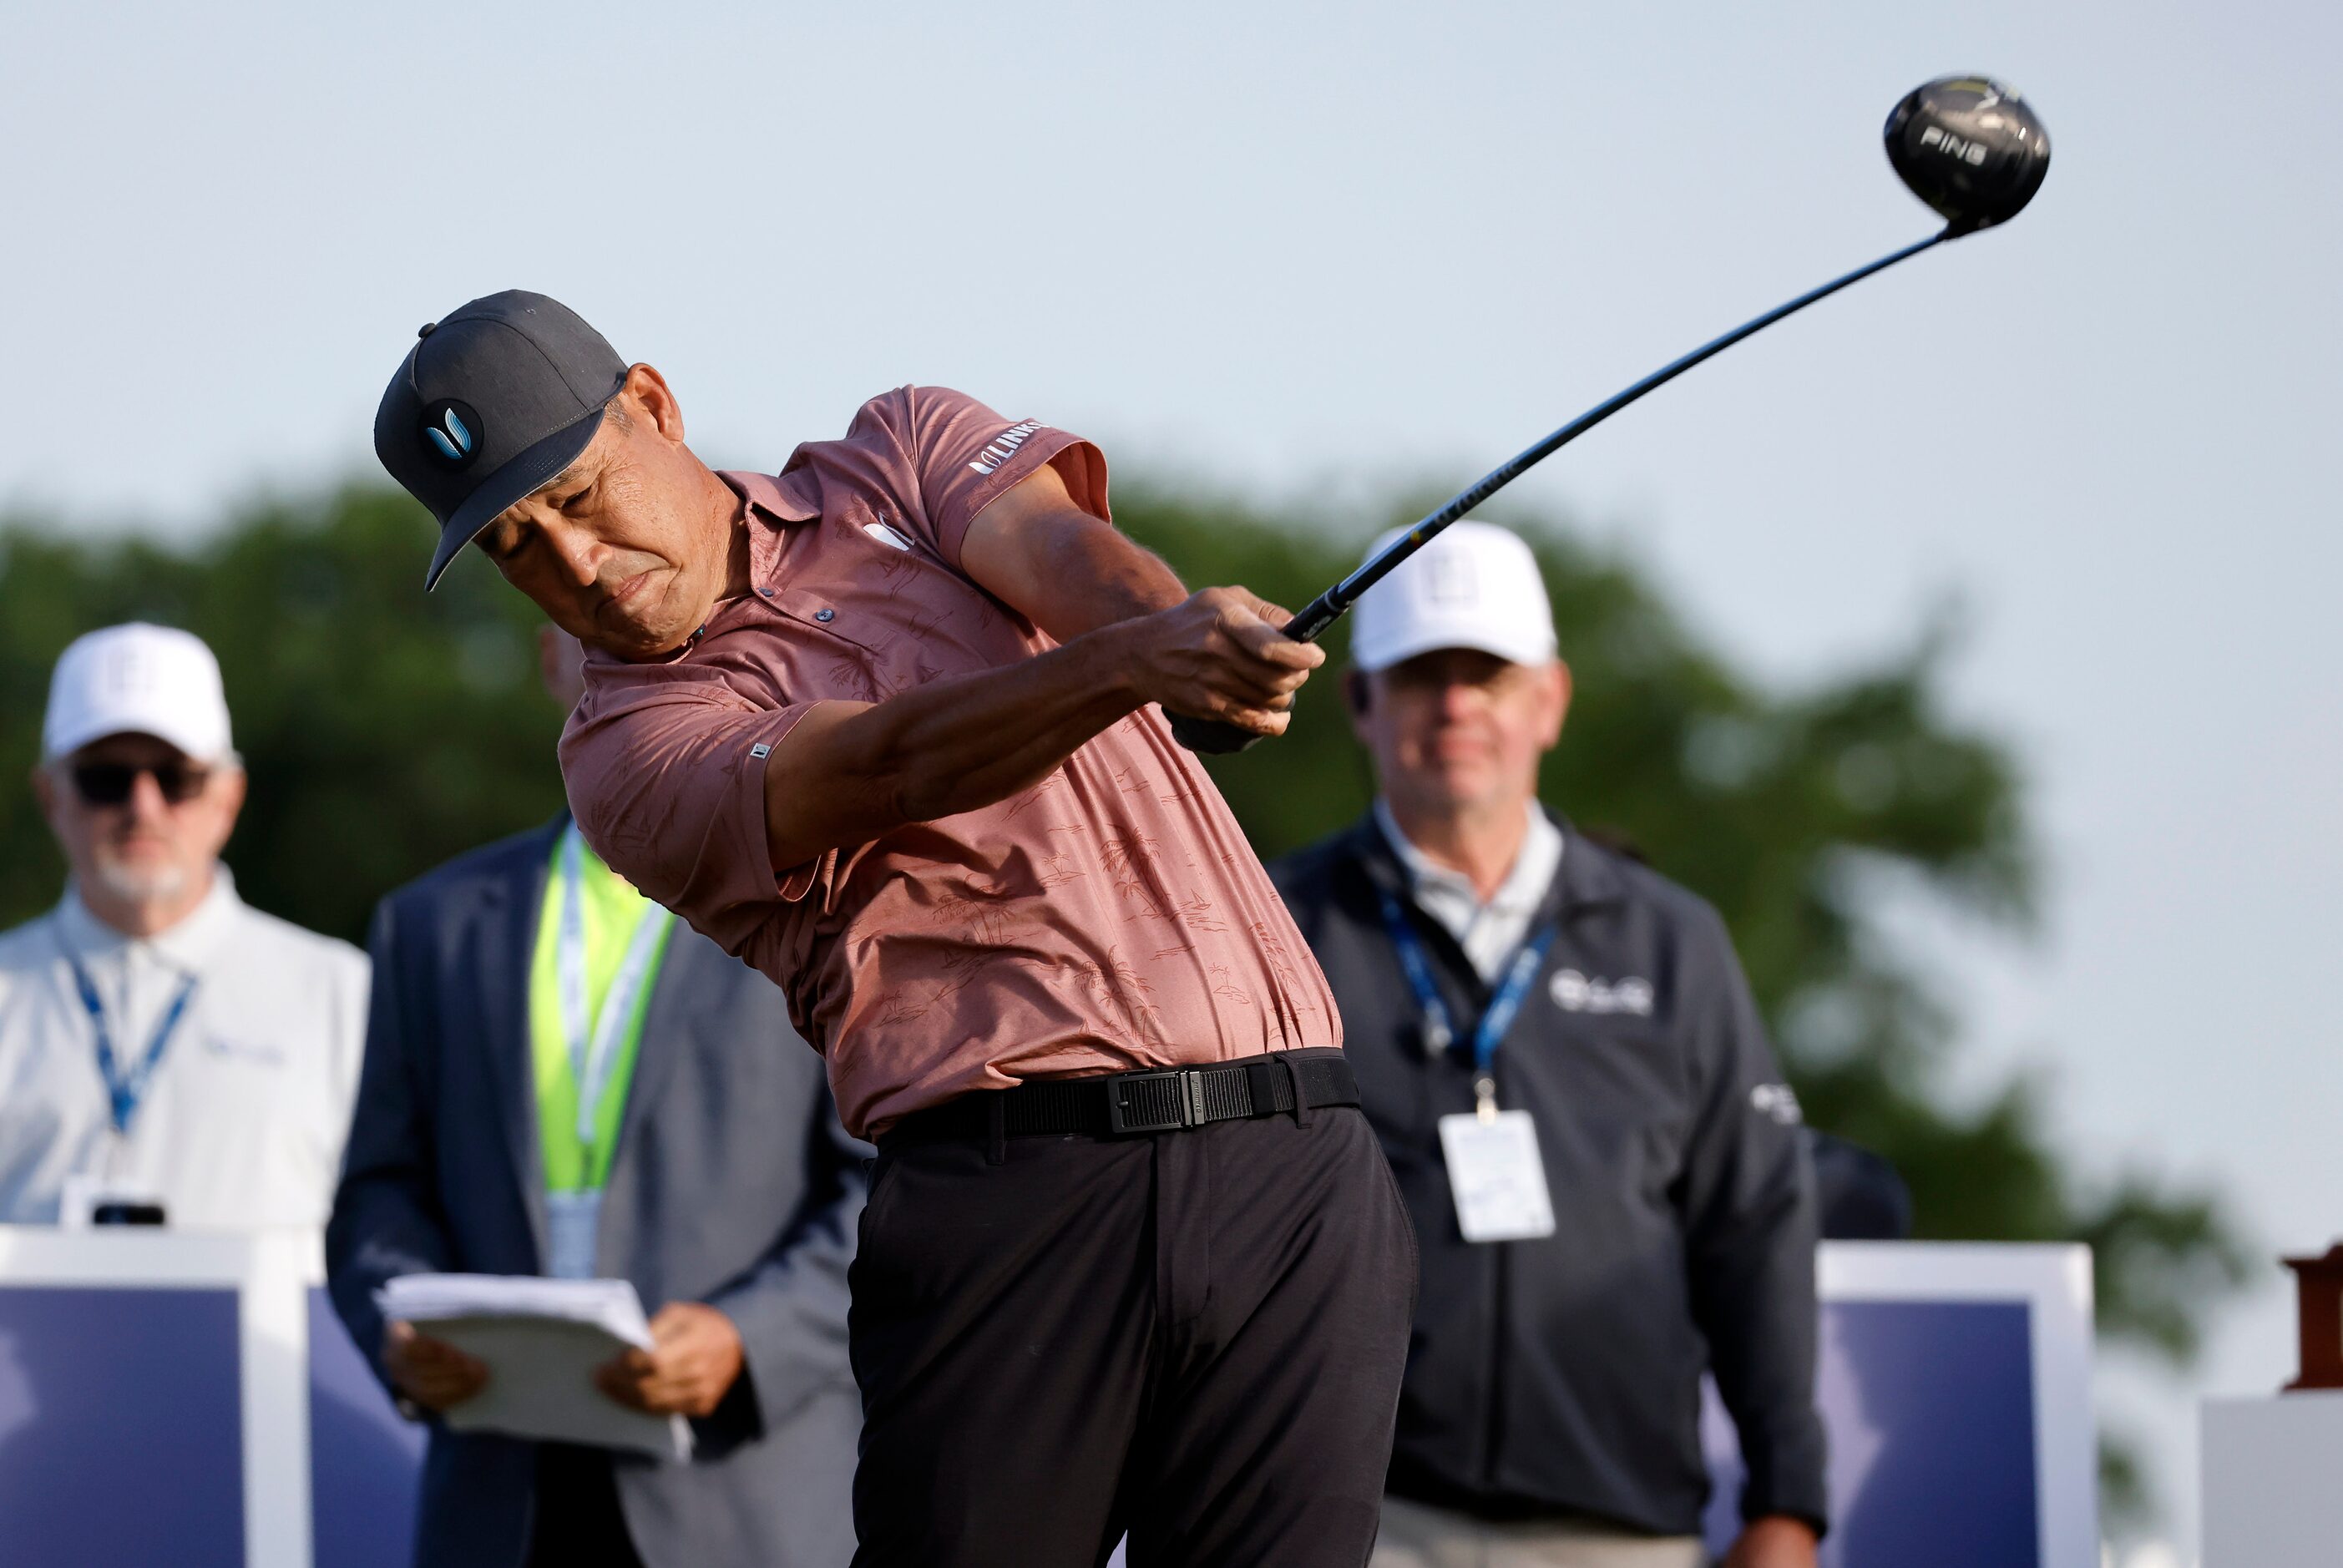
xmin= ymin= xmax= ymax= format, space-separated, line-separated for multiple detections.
xmin=553 ymin=827 xmax=672 ymax=1188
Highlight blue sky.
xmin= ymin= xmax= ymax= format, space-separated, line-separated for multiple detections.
xmin=5 ymin=3 xmax=2336 ymax=1556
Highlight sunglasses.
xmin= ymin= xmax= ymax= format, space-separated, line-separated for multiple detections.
xmin=68 ymin=760 xmax=214 ymax=807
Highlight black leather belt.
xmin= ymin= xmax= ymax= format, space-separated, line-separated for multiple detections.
xmin=888 ymin=1049 xmax=1358 ymax=1142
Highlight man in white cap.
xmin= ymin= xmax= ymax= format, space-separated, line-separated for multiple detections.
xmin=0 ymin=624 xmax=368 ymax=1229
xmin=1268 ymin=524 xmax=1828 ymax=1568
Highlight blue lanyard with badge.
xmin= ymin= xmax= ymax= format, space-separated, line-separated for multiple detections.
xmin=1377 ymin=888 xmax=1560 ymax=1243
xmin=546 ymin=827 xmax=673 ymax=1281
xmin=64 ymin=949 xmax=198 ymax=1138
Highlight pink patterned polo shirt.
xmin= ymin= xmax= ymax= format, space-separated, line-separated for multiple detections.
xmin=559 ymin=386 xmax=1338 ymax=1137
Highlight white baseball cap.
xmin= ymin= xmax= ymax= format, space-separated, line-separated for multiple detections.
xmin=1348 ymin=521 xmax=1558 ymax=673
xmin=42 ymin=624 xmax=235 ymax=763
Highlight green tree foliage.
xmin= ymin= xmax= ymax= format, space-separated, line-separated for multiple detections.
xmin=1 ymin=481 xmax=2244 ymax=1521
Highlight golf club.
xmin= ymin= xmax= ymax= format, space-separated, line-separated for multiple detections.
xmin=1171 ymin=75 xmax=2050 ymax=755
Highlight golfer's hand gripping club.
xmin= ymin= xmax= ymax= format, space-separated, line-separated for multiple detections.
xmin=1164 ymin=591 xmax=1343 ymax=755
xmin=1146 ymin=587 xmax=1323 ymax=754
xmin=1169 ymin=77 xmax=2047 ymax=757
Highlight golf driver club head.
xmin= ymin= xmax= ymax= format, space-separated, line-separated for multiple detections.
xmin=1172 ymin=77 xmax=2051 ymax=757
xmin=1885 ymin=77 xmax=2051 ymax=235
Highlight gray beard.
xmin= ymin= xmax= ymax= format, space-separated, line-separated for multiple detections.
xmin=89 ymin=860 xmax=192 ymax=909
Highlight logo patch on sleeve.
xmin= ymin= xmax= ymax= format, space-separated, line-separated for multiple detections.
xmin=968 ymin=420 xmax=1044 ymax=476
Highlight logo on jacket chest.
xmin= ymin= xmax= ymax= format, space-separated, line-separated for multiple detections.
xmin=1547 ymin=968 xmax=1654 ymax=1016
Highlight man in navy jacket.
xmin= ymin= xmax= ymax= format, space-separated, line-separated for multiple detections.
xmin=328 ymin=631 xmax=864 ymax=1568
xmin=1269 ymin=525 xmax=1826 ymax=1568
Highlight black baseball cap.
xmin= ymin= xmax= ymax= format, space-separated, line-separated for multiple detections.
xmin=374 ymin=290 xmax=628 ymax=589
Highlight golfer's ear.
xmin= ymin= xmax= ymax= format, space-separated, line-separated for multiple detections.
xmin=619 ymin=364 xmax=686 ymax=443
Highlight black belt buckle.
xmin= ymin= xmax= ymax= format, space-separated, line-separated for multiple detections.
xmin=1106 ymin=1068 xmax=1204 ymax=1136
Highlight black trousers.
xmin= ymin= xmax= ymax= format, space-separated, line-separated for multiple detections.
xmin=848 ymin=1057 xmax=1417 ymax=1568
xmin=529 ymin=1444 xmax=643 ymax=1568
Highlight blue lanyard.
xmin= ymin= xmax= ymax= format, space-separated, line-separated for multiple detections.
xmin=1374 ymin=888 xmax=1556 ymax=1109
xmin=63 ymin=951 xmax=199 ymax=1136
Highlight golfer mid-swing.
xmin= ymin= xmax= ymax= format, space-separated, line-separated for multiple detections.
xmin=376 ymin=292 xmax=1413 ymax=1568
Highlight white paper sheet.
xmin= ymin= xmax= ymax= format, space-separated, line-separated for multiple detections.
xmin=377 ymin=1273 xmax=691 ymax=1459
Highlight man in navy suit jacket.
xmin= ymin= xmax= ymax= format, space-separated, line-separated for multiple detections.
xmin=328 ymin=631 xmax=864 ymax=1568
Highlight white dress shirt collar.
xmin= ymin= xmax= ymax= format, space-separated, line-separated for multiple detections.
xmin=1374 ymin=800 xmax=1563 ymax=983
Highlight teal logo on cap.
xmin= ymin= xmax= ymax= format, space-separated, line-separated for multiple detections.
xmin=421 ymin=399 xmax=482 ymax=469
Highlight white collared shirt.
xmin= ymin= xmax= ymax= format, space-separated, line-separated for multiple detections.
xmin=1374 ymin=799 xmax=1565 ymax=984
xmin=0 ymin=867 xmax=368 ymax=1229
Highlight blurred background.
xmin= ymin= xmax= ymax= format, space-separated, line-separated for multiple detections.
xmin=3 ymin=4 xmax=2335 ymax=1562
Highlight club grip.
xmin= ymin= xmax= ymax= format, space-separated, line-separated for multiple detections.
xmin=1167 ymin=711 xmax=1263 ymax=755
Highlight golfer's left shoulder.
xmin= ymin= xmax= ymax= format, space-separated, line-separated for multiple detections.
xmin=843 ymin=383 xmax=1012 ymax=448
xmin=846 ymin=385 xmax=1085 ymax=473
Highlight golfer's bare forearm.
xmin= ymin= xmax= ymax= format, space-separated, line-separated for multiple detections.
xmin=851 ymin=623 xmax=1155 ymax=817
xmin=760 ymin=471 xmax=1303 ymax=870
xmin=762 ymin=620 xmax=1151 ymax=871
